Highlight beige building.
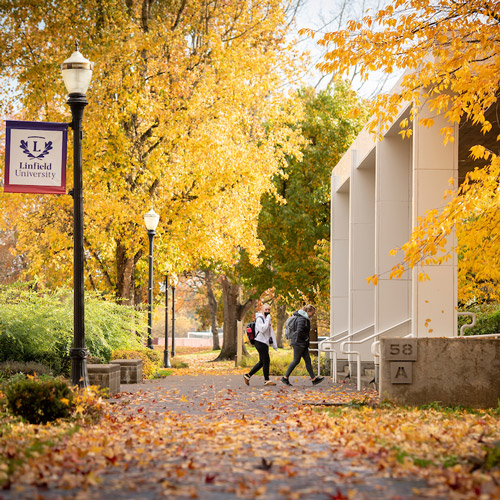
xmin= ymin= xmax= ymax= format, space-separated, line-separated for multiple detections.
xmin=328 ymin=87 xmax=498 ymax=386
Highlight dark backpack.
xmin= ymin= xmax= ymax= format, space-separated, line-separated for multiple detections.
xmin=285 ymin=316 xmax=298 ymax=340
xmin=246 ymin=321 xmax=257 ymax=344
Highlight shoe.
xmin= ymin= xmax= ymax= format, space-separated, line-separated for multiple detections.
xmin=281 ymin=377 xmax=292 ymax=386
xmin=243 ymin=374 xmax=250 ymax=386
xmin=312 ymin=376 xmax=325 ymax=386
xmin=264 ymin=380 xmax=276 ymax=386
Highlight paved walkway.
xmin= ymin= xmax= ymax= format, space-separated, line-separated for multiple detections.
xmin=108 ymin=375 xmax=430 ymax=499
xmin=3 ymin=375 xmax=436 ymax=499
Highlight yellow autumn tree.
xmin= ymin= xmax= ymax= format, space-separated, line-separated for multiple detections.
xmin=305 ymin=0 xmax=500 ymax=303
xmin=0 ymin=0 xmax=304 ymax=303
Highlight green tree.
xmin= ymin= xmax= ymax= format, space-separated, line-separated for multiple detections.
xmin=241 ymin=83 xmax=368 ymax=340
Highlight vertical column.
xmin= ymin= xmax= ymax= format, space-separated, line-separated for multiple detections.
xmin=349 ymin=151 xmax=376 ymax=361
xmin=331 ymin=175 xmax=349 ymax=336
xmin=412 ymin=109 xmax=458 ymax=337
xmin=375 ymin=134 xmax=412 ymax=338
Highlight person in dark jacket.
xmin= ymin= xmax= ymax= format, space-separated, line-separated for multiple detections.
xmin=281 ymin=305 xmax=324 ymax=386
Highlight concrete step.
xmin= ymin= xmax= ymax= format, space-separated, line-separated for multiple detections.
xmin=336 ymin=373 xmax=377 ymax=390
xmin=336 ymin=372 xmax=350 ymax=382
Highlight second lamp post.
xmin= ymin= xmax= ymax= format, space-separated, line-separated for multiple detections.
xmin=144 ymin=209 xmax=160 ymax=349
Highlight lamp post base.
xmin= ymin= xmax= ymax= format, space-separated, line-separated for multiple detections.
xmin=163 ymin=349 xmax=171 ymax=368
xmin=70 ymin=347 xmax=90 ymax=388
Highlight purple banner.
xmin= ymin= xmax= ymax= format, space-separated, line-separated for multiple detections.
xmin=4 ymin=120 xmax=68 ymax=194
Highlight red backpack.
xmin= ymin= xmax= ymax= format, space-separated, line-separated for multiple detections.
xmin=246 ymin=321 xmax=257 ymax=345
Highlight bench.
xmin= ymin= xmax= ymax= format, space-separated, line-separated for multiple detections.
xmin=87 ymin=364 xmax=121 ymax=394
xmin=110 ymin=358 xmax=143 ymax=384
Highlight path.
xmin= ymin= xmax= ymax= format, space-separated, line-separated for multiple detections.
xmin=2 ymin=374 xmax=436 ymax=499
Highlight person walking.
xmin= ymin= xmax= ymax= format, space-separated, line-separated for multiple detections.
xmin=243 ymin=303 xmax=278 ymax=386
xmin=281 ymin=305 xmax=324 ymax=386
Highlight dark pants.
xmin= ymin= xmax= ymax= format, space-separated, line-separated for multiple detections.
xmin=248 ymin=340 xmax=270 ymax=380
xmin=285 ymin=345 xmax=315 ymax=379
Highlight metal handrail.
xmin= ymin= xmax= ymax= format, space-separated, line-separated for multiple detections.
xmin=314 ymin=330 xmax=348 ymax=378
xmin=316 ymin=336 xmax=341 ymax=378
xmin=315 ymin=325 xmax=375 ymax=380
xmin=457 ymin=312 xmax=476 ymax=336
xmin=317 ymin=330 xmax=352 ymax=378
xmin=458 ymin=332 xmax=500 ymax=339
xmin=341 ymin=319 xmax=411 ymax=391
xmin=371 ymin=319 xmax=413 ymax=360
xmin=326 ymin=324 xmax=375 ymax=383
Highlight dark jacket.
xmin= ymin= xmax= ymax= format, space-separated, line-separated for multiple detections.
xmin=289 ymin=311 xmax=310 ymax=347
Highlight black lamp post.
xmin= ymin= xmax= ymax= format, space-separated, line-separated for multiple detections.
xmin=163 ymin=275 xmax=171 ymax=368
xmin=171 ymin=274 xmax=178 ymax=357
xmin=61 ymin=45 xmax=93 ymax=388
xmin=144 ymin=209 xmax=160 ymax=349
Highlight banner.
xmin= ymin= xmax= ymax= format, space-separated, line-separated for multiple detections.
xmin=4 ymin=120 xmax=68 ymax=194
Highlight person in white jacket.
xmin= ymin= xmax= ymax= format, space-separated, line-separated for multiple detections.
xmin=243 ymin=303 xmax=278 ymax=386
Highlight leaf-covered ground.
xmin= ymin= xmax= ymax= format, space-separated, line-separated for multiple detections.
xmin=2 ymin=363 xmax=500 ymax=499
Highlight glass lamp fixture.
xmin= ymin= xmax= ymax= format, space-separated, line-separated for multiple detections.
xmin=61 ymin=46 xmax=93 ymax=95
xmin=144 ymin=209 xmax=160 ymax=232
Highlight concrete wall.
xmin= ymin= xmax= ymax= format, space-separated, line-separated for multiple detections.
xmin=411 ymin=106 xmax=458 ymax=338
xmin=375 ymin=133 xmax=412 ymax=339
xmin=380 ymin=337 xmax=500 ymax=408
xmin=331 ymin=176 xmax=350 ymax=337
xmin=349 ymin=150 xmax=375 ymax=361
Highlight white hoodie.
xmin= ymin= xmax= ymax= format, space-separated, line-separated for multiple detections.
xmin=254 ymin=312 xmax=278 ymax=350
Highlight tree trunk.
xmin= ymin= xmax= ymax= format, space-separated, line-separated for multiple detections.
xmin=215 ymin=276 xmax=254 ymax=361
xmin=205 ymin=270 xmax=220 ymax=350
xmin=276 ymin=303 xmax=287 ymax=348
xmin=116 ymin=241 xmax=135 ymax=304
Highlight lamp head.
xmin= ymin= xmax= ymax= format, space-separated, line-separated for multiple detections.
xmin=61 ymin=46 xmax=93 ymax=95
xmin=171 ymin=274 xmax=179 ymax=288
xmin=144 ymin=208 xmax=160 ymax=231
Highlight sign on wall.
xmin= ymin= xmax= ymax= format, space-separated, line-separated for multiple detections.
xmin=4 ymin=120 xmax=68 ymax=194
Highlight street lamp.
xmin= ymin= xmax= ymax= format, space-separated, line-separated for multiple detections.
xmin=171 ymin=274 xmax=178 ymax=357
xmin=144 ymin=208 xmax=160 ymax=349
xmin=61 ymin=44 xmax=93 ymax=388
xmin=163 ymin=275 xmax=171 ymax=368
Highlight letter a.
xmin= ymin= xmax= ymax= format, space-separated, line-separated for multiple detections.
xmin=395 ymin=366 xmax=408 ymax=379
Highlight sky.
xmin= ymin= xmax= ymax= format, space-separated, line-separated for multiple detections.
xmin=293 ymin=0 xmax=402 ymax=98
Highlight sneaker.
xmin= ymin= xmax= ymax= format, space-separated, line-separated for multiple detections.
xmin=243 ymin=374 xmax=250 ymax=386
xmin=312 ymin=376 xmax=325 ymax=386
xmin=281 ymin=377 xmax=292 ymax=386
xmin=264 ymin=380 xmax=276 ymax=386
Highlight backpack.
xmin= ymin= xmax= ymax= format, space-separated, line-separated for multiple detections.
xmin=246 ymin=321 xmax=257 ymax=345
xmin=285 ymin=315 xmax=298 ymax=340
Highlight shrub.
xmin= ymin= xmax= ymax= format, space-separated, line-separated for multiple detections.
xmin=72 ymin=387 xmax=107 ymax=423
xmin=0 ymin=283 xmax=146 ymax=375
xmin=458 ymin=306 xmax=500 ymax=336
xmin=4 ymin=377 xmax=75 ymax=424
xmin=111 ymin=349 xmax=162 ymax=379
xmin=0 ymin=361 xmax=52 ymax=380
